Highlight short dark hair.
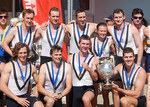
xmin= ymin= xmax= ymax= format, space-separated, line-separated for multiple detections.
xmin=50 ymin=45 xmax=62 ymax=55
xmin=123 ymin=47 xmax=134 ymax=57
xmin=132 ymin=8 xmax=144 ymax=17
xmin=75 ymin=9 xmax=86 ymax=18
xmin=97 ymin=22 xmax=107 ymax=30
xmin=22 ymin=9 xmax=35 ymax=18
xmin=0 ymin=8 xmax=8 ymax=16
xmin=12 ymin=42 xmax=30 ymax=61
xmin=79 ymin=35 xmax=90 ymax=43
xmin=49 ymin=7 xmax=60 ymax=16
xmin=113 ymin=9 xmax=124 ymax=16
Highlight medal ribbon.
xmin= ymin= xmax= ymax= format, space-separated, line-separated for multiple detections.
xmin=76 ymin=23 xmax=86 ymax=39
xmin=2 ymin=25 xmax=12 ymax=43
xmin=51 ymin=61 xmax=61 ymax=87
xmin=125 ymin=63 xmax=135 ymax=88
xmin=97 ymin=38 xmax=106 ymax=57
xmin=78 ymin=52 xmax=89 ymax=75
xmin=49 ymin=24 xmax=59 ymax=44
xmin=16 ymin=60 xmax=28 ymax=82
xmin=115 ymin=23 xmax=125 ymax=47
xmin=20 ymin=25 xmax=30 ymax=43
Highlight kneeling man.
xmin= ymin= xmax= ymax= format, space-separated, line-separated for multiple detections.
xmin=112 ymin=47 xmax=146 ymax=107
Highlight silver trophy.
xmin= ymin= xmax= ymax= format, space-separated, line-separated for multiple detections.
xmin=97 ymin=55 xmax=114 ymax=89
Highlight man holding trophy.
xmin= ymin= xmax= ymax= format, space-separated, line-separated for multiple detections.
xmin=110 ymin=47 xmax=146 ymax=107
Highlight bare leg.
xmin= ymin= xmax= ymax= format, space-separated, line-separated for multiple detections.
xmin=82 ymin=91 xmax=95 ymax=107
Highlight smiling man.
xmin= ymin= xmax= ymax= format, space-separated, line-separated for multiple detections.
xmin=35 ymin=7 xmax=65 ymax=65
xmin=68 ymin=35 xmax=98 ymax=107
xmin=111 ymin=47 xmax=146 ymax=107
xmin=107 ymin=9 xmax=143 ymax=66
xmin=66 ymin=9 xmax=97 ymax=54
xmin=38 ymin=45 xmax=72 ymax=107
xmin=2 ymin=9 xmax=38 ymax=57
xmin=0 ymin=42 xmax=44 ymax=107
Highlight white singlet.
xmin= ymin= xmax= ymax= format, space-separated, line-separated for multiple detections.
xmin=71 ymin=53 xmax=94 ymax=86
xmin=111 ymin=24 xmax=137 ymax=57
xmin=69 ymin=23 xmax=91 ymax=54
xmin=8 ymin=61 xmax=32 ymax=96
xmin=44 ymin=61 xmax=67 ymax=93
xmin=41 ymin=24 xmax=64 ymax=57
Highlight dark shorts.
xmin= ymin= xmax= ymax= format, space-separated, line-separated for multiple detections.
xmin=145 ymin=53 xmax=150 ymax=73
xmin=6 ymin=93 xmax=39 ymax=107
xmin=39 ymin=94 xmax=62 ymax=107
xmin=0 ymin=92 xmax=3 ymax=107
xmin=137 ymin=96 xmax=146 ymax=107
xmin=72 ymin=86 xmax=95 ymax=107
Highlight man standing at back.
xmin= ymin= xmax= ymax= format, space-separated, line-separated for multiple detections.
xmin=66 ymin=9 xmax=97 ymax=54
xmin=2 ymin=9 xmax=37 ymax=57
xmin=108 ymin=9 xmax=143 ymax=66
xmin=0 ymin=8 xmax=12 ymax=63
xmin=35 ymin=7 xmax=65 ymax=65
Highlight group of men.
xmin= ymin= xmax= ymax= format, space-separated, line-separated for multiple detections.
xmin=0 ymin=6 xmax=150 ymax=107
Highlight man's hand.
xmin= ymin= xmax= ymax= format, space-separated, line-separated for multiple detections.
xmin=111 ymin=81 xmax=119 ymax=91
xmin=16 ymin=97 xmax=30 ymax=107
xmin=49 ymin=93 xmax=59 ymax=101
xmin=82 ymin=63 xmax=90 ymax=71
xmin=40 ymin=22 xmax=48 ymax=30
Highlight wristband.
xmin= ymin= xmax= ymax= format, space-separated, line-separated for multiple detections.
xmin=60 ymin=93 xmax=64 ymax=97
xmin=48 ymin=92 xmax=53 ymax=97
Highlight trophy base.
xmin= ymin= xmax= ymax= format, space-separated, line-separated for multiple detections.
xmin=103 ymin=84 xmax=111 ymax=90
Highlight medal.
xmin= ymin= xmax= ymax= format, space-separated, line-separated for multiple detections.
xmin=16 ymin=60 xmax=27 ymax=83
xmin=78 ymin=52 xmax=89 ymax=77
xmin=49 ymin=24 xmax=59 ymax=45
xmin=79 ymin=73 xmax=82 ymax=77
xmin=115 ymin=23 xmax=125 ymax=52
xmin=76 ymin=23 xmax=86 ymax=40
xmin=53 ymin=85 xmax=56 ymax=89
xmin=20 ymin=24 xmax=30 ymax=43
xmin=97 ymin=38 xmax=106 ymax=57
xmin=51 ymin=61 xmax=61 ymax=89
xmin=125 ymin=63 xmax=135 ymax=90
xmin=127 ymin=87 xmax=130 ymax=90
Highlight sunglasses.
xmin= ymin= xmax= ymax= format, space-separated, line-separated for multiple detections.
xmin=133 ymin=16 xmax=143 ymax=19
xmin=0 ymin=16 xmax=8 ymax=19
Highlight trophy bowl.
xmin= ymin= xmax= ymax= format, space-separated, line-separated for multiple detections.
xmin=97 ymin=57 xmax=114 ymax=89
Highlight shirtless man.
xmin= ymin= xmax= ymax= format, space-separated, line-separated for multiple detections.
xmin=111 ymin=47 xmax=146 ymax=107
xmin=0 ymin=42 xmax=44 ymax=107
xmin=0 ymin=8 xmax=12 ymax=62
xmin=68 ymin=35 xmax=98 ymax=107
xmin=35 ymin=7 xmax=65 ymax=65
xmin=66 ymin=9 xmax=97 ymax=54
xmin=38 ymin=45 xmax=72 ymax=107
xmin=108 ymin=9 xmax=143 ymax=66
xmin=2 ymin=9 xmax=37 ymax=57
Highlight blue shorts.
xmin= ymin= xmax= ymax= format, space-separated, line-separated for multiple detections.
xmin=145 ymin=53 xmax=150 ymax=73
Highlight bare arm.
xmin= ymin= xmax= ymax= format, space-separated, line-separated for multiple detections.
xmin=37 ymin=64 xmax=51 ymax=96
xmin=0 ymin=62 xmax=30 ymax=106
xmin=59 ymin=63 xmax=72 ymax=98
xmin=82 ymin=57 xmax=98 ymax=81
xmin=1 ymin=27 xmax=16 ymax=56
xmin=112 ymin=68 xmax=146 ymax=99
xmin=109 ymin=37 xmax=116 ymax=55
xmin=146 ymin=73 xmax=150 ymax=107
xmin=33 ymin=26 xmax=43 ymax=43
xmin=31 ymin=64 xmax=38 ymax=84
xmin=132 ymin=26 xmax=143 ymax=65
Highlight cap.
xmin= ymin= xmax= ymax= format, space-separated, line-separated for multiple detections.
xmin=104 ymin=15 xmax=113 ymax=21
